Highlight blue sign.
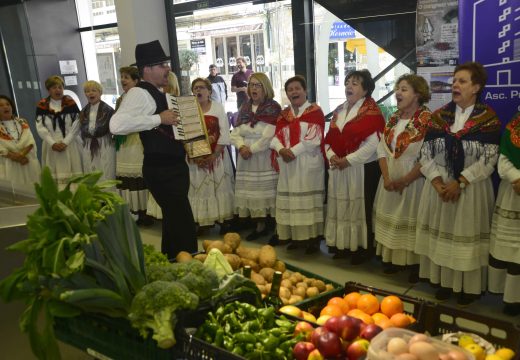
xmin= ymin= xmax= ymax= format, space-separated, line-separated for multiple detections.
xmin=459 ymin=0 xmax=520 ymax=126
xmin=329 ymin=22 xmax=356 ymax=40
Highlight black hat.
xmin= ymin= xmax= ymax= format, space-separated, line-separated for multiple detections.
xmin=132 ymin=40 xmax=171 ymax=67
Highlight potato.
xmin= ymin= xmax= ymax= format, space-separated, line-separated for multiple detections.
xmin=281 ymin=279 xmax=293 ymax=289
xmin=279 ymin=286 xmax=291 ymax=300
xmin=257 ymin=284 xmax=267 ymax=294
xmin=251 ymin=272 xmax=266 ymax=286
xmin=258 ymin=245 xmax=277 ymax=268
xmin=175 ymin=251 xmax=193 ymax=263
xmin=306 ymin=286 xmax=319 ymax=298
xmin=311 ymin=279 xmax=326 ymax=292
xmin=304 ymin=277 xmax=313 ymax=286
xmin=273 ymin=260 xmax=286 ymax=273
xmin=202 ymin=240 xmax=213 ymax=251
xmin=223 ymin=232 xmax=241 ymax=251
xmin=292 ymin=272 xmax=304 ymax=283
xmin=293 ymin=286 xmax=306 ymax=298
xmin=236 ymin=246 xmax=260 ymax=262
xmin=288 ymin=295 xmax=304 ymax=305
xmin=264 ymin=283 xmax=271 ymax=294
xmin=325 ymin=284 xmax=335 ymax=292
xmin=224 ymin=254 xmax=241 ymax=270
xmin=259 ymin=268 xmax=275 ymax=283
xmin=193 ymin=253 xmax=207 ymax=262
xmin=207 ymin=240 xmax=233 ymax=254
xmin=282 ymin=271 xmax=292 ymax=280
xmin=289 ymin=275 xmax=300 ymax=285
xmin=296 ymin=282 xmax=308 ymax=290
xmin=240 ymin=258 xmax=260 ymax=272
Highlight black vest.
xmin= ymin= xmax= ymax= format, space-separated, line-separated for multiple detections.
xmin=137 ymin=81 xmax=185 ymax=165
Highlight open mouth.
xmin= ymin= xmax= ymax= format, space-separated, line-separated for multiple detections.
xmin=346 ymin=91 xmax=353 ymax=96
xmin=196 ymin=93 xmax=202 ymax=98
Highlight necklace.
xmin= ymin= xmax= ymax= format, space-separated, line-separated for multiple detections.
xmin=0 ymin=118 xmax=21 ymax=141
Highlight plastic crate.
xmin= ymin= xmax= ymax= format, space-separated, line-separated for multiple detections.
xmin=421 ymin=303 xmax=520 ymax=355
xmin=54 ymin=314 xmax=183 ymax=360
xmin=178 ymin=329 xmax=245 ymax=360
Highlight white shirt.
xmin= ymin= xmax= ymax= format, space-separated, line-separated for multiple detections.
xmin=109 ymin=85 xmax=162 ymax=135
xmin=88 ymin=102 xmax=100 ymax=134
xmin=50 ymin=98 xmax=62 ymax=112
xmin=451 ymin=104 xmax=475 ymax=132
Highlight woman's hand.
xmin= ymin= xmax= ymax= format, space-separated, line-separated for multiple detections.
xmin=335 ymin=157 xmax=350 ymax=170
xmin=393 ymin=178 xmax=408 ymax=194
xmin=329 ymin=155 xmax=340 ymax=169
xmin=52 ymin=142 xmax=67 ymax=152
xmin=431 ymin=177 xmax=446 ymax=199
xmin=512 ymin=178 xmax=520 ymax=195
xmin=383 ymin=177 xmax=395 ymax=191
xmin=442 ymin=180 xmax=461 ymax=202
xmin=239 ymin=145 xmax=252 ymax=160
xmin=279 ymin=148 xmax=295 ymax=163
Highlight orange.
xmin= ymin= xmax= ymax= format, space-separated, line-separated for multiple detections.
xmin=347 ymin=308 xmax=365 ymax=317
xmin=344 ymin=292 xmax=361 ymax=309
xmin=320 ymin=304 xmax=343 ymax=318
xmin=380 ymin=295 xmax=404 ymax=318
xmin=390 ymin=313 xmax=411 ymax=328
xmin=348 ymin=310 xmax=374 ymax=324
xmin=327 ymin=297 xmax=350 ymax=315
xmin=377 ymin=318 xmax=393 ymax=329
xmin=372 ymin=312 xmax=390 ymax=324
xmin=356 ymin=293 xmax=379 ymax=315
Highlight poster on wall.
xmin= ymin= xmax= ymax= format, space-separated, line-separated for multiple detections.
xmin=459 ymin=0 xmax=520 ymax=125
xmin=416 ymin=0 xmax=459 ymax=66
xmin=417 ymin=66 xmax=455 ymax=111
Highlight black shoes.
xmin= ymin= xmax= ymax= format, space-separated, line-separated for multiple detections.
xmin=332 ymin=250 xmax=349 ymax=259
xmin=383 ymin=264 xmax=401 ymax=274
xmin=503 ymin=303 xmax=520 ymax=316
xmin=435 ymin=287 xmax=453 ymax=301
xmin=457 ymin=293 xmax=478 ymax=307
xmin=245 ymin=228 xmax=269 ymax=241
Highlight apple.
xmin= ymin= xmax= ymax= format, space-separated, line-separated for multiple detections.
xmin=307 ymin=349 xmax=324 ymax=360
xmin=347 ymin=338 xmax=370 ymax=360
xmin=292 ymin=341 xmax=316 ymax=360
xmin=360 ymin=323 xmax=383 ymax=340
xmin=324 ymin=316 xmax=342 ymax=334
xmin=311 ymin=326 xmax=329 ymax=347
xmin=337 ymin=315 xmax=362 ymax=341
xmin=317 ymin=330 xmax=343 ymax=358
xmin=294 ymin=321 xmax=314 ymax=341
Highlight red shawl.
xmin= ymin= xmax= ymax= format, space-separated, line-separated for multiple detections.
xmin=204 ymin=114 xmax=221 ymax=172
xmin=324 ymin=97 xmax=385 ymax=158
xmin=271 ymin=103 xmax=325 ymax=171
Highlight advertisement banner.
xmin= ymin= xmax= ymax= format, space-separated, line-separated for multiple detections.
xmin=416 ymin=0 xmax=459 ymax=66
xmin=459 ymin=0 xmax=520 ymax=125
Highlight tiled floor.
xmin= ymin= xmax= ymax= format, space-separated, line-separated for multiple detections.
xmin=2 ymin=222 xmax=518 ymax=359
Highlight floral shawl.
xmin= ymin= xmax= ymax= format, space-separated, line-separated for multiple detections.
xmin=236 ymin=99 xmax=281 ymax=128
xmin=424 ymin=101 xmax=501 ymax=178
xmin=324 ymin=97 xmax=385 ymax=158
xmin=35 ymin=95 xmax=79 ymax=138
xmin=79 ymin=101 xmax=114 ymax=160
xmin=500 ymin=112 xmax=520 ymax=169
xmin=384 ymin=106 xmax=431 ymax=159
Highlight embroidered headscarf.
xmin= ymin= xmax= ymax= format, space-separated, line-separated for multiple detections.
xmin=236 ymin=99 xmax=281 ymax=128
xmin=384 ymin=106 xmax=431 ymax=159
xmin=424 ymin=101 xmax=501 ymax=178
xmin=500 ymin=112 xmax=520 ymax=169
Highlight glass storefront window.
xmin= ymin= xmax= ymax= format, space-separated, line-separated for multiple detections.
xmin=75 ymin=0 xmax=117 ymax=27
xmin=239 ymin=35 xmax=253 ymax=69
xmin=214 ymin=37 xmax=226 ymax=74
xmin=226 ymin=36 xmax=238 ymax=74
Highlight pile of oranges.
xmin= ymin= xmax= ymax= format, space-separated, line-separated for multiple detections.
xmin=318 ymin=292 xmax=416 ymax=329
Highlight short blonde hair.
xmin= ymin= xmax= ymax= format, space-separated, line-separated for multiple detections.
xmin=165 ymin=72 xmax=180 ymax=96
xmin=247 ymin=73 xmax=275 ymax=100
xmin=45 ymin=75 xmax=64 ymax=90
xmin=191 ymin=77 xmax=212 ymax=94
xmin=83 ymin=80 xmax=103 ymax=94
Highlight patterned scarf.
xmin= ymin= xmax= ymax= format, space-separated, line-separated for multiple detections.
xmin=425 ymin=101 xmax=501 ymax=178
xmin=35 ymin=95 xmax=79 ymax=138
xmin=0 ymin=117 xmax=28 ymax=141
xmin=384 ymin=106 xmax=431 ymax=159
xmin=236 ymin=99 xmax=281 ymax=127
xmin=79 ymin=101 xmax=114 ymax=160
xmin=324 ymin=97 xmax=385 ymax=158
xmin=500 ymin=112 xmax=520 ymax=169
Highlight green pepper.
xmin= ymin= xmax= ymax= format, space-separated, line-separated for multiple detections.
xmin=213 ymin=328 xmax=224 ymax=347
xmin=243 ymin=319 xmax=261 ymax=332
xmin=268 ymin=328 xmax=282 ymax=337
xmin=262 ymin=335 xmax=279 ymax=351
xmin=232 ymin=345 xmax=245 ymax=356
xmin=223 ymin=336 xmax=235 ymax=351
xmin=245 ymin=343 xmax=255 ymax=352
xmin=234 ymin=332 xmax=257 ymax=343
xmin=274 ymin=348 xmax=287 ymax=359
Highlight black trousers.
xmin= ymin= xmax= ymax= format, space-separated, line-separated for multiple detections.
xmin=364 ymin=160 xmax=381 ymax=252
xmin=143 ymin=161 xmax=197 ymax=259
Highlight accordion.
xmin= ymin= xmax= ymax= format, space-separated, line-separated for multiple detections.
xmin=167 ymin=94 xmax=212 ymax=159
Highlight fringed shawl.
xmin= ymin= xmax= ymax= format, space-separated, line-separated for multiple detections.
xmin=79 ymin=101 xmax=114 ymax=160
xmin=324 ymin=97 xmax=385 ymax=158
xmin=35 ymin=95 xmax=80 ymax=138
xmin=236 ymin=99 xmax=281 ymax=128
xmin=425 ymin=101 xmax=501 ymax=178
xmin=384 ymin=106 xmax=431 ymax=159
xmin=500 ymin=112 xmax=520 ymax=169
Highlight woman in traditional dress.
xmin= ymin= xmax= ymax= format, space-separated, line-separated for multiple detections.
xmin=324 ymin=70 xmax=385 ymax=264
xmin=35 ymin=75 xmax=82 ymax=189
xmin=79 ymin=80 xmax=115 ymax=180
xmin=270 ymin=75 xmax=325 ymax=253
xmin=415 ymin=62 xmax=501 ymax=305
xmin=188 ymin=78 xmax=234 ymax=230
xmin=373 ymin=74 xmax=431 ymax=281
xmin=230 ymin=73 xmax=281 ymax=241
xmin=114 ymin=66 xmax=153 ymax=226
xmin=0 ymin=95 xmax=40 ymax=187
xmin=488 ymin=111 xmax=520 ymax=315
xmin=146 ymin=71 xmax=180 ymax=220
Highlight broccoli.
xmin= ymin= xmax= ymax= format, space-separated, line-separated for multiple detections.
xmin=143 ymin=244 xmax=170 ymax=268
xmin=145 ymin=261 xmax=219 ymax=301
xmin=128 ymin=280 xmax=199 ymax=349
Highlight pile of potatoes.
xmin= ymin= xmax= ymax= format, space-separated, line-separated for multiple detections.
xmin=190 ymin=233 xmax=335 ymax=304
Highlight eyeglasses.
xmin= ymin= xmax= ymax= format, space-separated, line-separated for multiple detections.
xmin=249 ymin=82 xmax=263 ymax=89
xmin=192 ymin=86 xmax=208 ymax=91
xmin=149 ymin=61 xmax=171 ymax=68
